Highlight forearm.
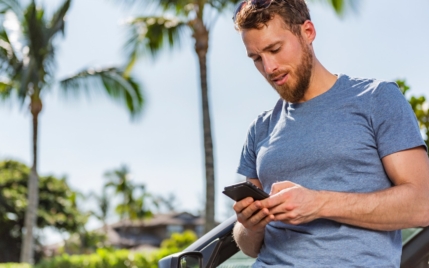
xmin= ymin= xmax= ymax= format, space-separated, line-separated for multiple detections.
xmin=232 ymin=222 xmax=264 ymax=258
xmin=318 ymin=183 xmax=429 ymax=231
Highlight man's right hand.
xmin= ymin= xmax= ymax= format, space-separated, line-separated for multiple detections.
xmin=233 ymin=196 xmax=274 ymax=232
xmin=232 ymin=178 xmax=270 ymax=257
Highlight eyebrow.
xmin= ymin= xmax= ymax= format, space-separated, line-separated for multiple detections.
xmin=247 ymin=41 xmax=282 ymax=58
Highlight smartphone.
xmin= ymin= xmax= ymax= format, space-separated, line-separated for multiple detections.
xmin=222 ymin=181 xmax=269 ymax=202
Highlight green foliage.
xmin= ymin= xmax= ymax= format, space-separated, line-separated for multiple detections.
xmin=1 ymin=0 xmax=145 ymax=261
xmin=104 ymin=165 xmax=153 ymax=220
xmin=35 ymin=248 xmax=153 ymax=268
xmin=309 ymin=0 xmax=358 ymax=17
xmin=0 ymin=0 xmax=144 ymax=116
xmin=61 ymin=230 xmax=109 ymax=255
xmin=397 ymin=80 xmax=429 ymax=154
xmin=35 ymin=231 xmax=197 ymax=268
xmin=59 ymin=67 xmax=144 ymax=118
xmin=89 ymin=188 xmax=111 ymax=226
xmin=154 ymin=230 xmax=197 ymax=262
xmin=160 ymin=230 xmax=197 ymax=251
xmin=0 ymin=264 xmax=32 ymax=268
xmin=124 ymin=16 xmax=187 ymax=75
xmin=0 ymin=160 xmax=86 ymax=263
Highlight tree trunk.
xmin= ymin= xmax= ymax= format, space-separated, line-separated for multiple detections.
xmin=192 ymin=18 xmax=216 ymax=233
xmin=20 ymin=95 xmax=42 ymax=264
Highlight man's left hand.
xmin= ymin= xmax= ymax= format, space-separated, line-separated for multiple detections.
xmin=258 ymin=181 xmax=324 ymax=225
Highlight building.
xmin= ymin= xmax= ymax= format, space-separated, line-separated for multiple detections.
xmin=104 ymin=211 xmax=204 ymax=251
xmin=42 ymin=211 xmax=205 ymax=256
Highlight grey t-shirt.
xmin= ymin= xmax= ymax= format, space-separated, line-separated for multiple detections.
xmin=237 ymin=74 xmax=426 ymax=267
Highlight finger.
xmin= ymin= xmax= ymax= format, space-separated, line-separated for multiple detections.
xmin=268 ymin=204 xmax=304 ymax=225
xmin=279 ymin=214 xmax=302 ymax=225
xmin=247 ymin=207 xmax=271 ymax=226
xmin=259 ymin=192 xmax=285 ymax=209
xmin=253 ymin=212 xmax=275 ymax=229
xmin=242 ymin=208 xmax=273 ymax=230
xmin=269 ymin=203 xmax=290 ymax=217
xmin=268 ymin=200 xmax=295 ymax=216
xmin=233 ymin=197 xmax=254 ymax=213
xmin=240 ymin=200 xmax=263 ymax=220
xmin=270 ymin=181 xmax=296 ymax=195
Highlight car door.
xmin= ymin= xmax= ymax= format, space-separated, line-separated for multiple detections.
xmin=160 ymin=217 xmax=429 ymax=268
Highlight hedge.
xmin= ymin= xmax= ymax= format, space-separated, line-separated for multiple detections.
xmin=33 ymin=247 xmax=180 ymax=268
xmin=0 ymin=264 xmax=32 ymax=268
xmin=1 ymin=231 xmax=196 ymax=268
xmin=0 ymin=249 xmax=170 ymax=268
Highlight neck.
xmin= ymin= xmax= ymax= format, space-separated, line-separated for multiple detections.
xmin=300 ymin=57 xmax=337 ymax=102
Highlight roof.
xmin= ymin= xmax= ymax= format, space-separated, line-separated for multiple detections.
xmin=109 ymin=212 xmax=204 ymax=229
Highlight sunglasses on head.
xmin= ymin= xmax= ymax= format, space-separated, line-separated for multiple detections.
xmin=232 ymin=0 xmax=300 ymax=22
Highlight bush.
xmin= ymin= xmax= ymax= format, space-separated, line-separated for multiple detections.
xmin=35 ymin=248 xmax=153 ymax=268
xmin=35 ymin=231 xmax=198 ymax=268
xmin=0 ymin=264 xmax=32 ymax=268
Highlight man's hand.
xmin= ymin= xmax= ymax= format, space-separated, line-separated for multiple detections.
xmin=259 ymin=181 xmax=324 ymax=225
xmin=232 ymin=178 xmax=270 ymax=258
xmin=233 ymin=196 xmax=274 ymax=232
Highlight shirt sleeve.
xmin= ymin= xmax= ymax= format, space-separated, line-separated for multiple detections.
xmin=237 ymin=120 xmax=259 ymax=178
xmin=371 ymin=81 xmax=427 ymax=159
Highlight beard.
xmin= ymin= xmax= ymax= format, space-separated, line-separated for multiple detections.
xmin=267 ymin=42 xmax=313 ymax=103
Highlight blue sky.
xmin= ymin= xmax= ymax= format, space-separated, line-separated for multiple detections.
xmin=1 ymin=0 xmax=429 ymax=241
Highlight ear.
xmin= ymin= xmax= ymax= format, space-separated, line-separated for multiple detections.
xmin=300 ymin=20 xmax=316 ymax=44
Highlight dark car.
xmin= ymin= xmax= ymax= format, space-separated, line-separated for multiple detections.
xmin=159 ymin=216 xmax=429 ymax=268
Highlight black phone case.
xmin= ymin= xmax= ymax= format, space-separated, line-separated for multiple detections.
xmin=222 ymin=181 xmax=269 ymax=201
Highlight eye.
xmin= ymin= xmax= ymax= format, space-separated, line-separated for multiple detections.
xmin=271 ymin=47 xmax=281 ymax=53
xmin=252 ymin=56 xmax=261 ymax=62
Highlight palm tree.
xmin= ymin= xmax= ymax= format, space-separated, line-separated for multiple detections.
xmin=0 ymin=0 xmax=144 ymax=263
xmin=89 ymin=188 xmax=111 ymax=233
xmin=104 ymin=165 xmax=152 ymax=221
xmin=117 ymin=0 xmax=353 ymax=233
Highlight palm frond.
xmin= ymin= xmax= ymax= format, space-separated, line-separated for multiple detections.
xmin=0 ymin=30 xmax=17 ymax=61
xmin=18 ymin=58 xmax=35 ymax=98
xmin=328 ymin=0 xmax=345 ymax=15
xmin=110 ymin=0 xmax=191 ymax=13
xmin=311 ymin=0 xmax=359 ymax=17
xmin=124 ymin=15 xmax=186 ymax=75
xmin=24 ymin=1 xmax=47 ymax=75
xmin=0 ymin=79 xmax=14 ymax=100
xmin=1 ymin=17 xmax=28 ymax=102
xmin=157 ymin=0 xmax=193 ymax=13
xmin=0 ymin=0 xmax=23 ymax=18
xmin=207 ymin=0 xmax=241 ymax=13
xmin=0 ymin=30 xmax=21 ymax=74
xmin=47 ymin=0 xmax=71 ymax=40
xmin=59 ymin=67 xmax=144 ymax=118
xmin=3 ymin=8 xmax=26 ymax=62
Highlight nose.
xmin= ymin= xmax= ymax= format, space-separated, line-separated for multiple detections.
xmin=262 ymin=56 xmax=278 ymax=76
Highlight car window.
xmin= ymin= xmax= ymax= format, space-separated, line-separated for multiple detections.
xmin=402 ymin=228 xmax=423 ymax=245
xmin=217 ymin=251 xmax=256 ymax=267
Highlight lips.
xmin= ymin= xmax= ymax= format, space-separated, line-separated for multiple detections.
xmin=271 ymin=73 xmax=288 ymax=86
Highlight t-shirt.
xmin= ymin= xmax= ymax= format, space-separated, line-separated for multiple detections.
xmin=237 ymin=74 xmax=426 ymax=267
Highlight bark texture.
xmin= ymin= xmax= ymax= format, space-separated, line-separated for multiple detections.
xmin=191 ymin=17 xmax=216 ymax=233
xmin=20 ymin=95 xmax=42 ymax=264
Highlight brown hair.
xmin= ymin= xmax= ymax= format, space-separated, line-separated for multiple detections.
xmin=234 ymin=0 xmax=311 ymax=36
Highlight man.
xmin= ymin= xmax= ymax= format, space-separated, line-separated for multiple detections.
xmin=232 ymin=0 xmax=429 ymax=267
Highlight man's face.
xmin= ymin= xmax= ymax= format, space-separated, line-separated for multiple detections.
xmin=241 ymin=15 xmax=313 ymax=103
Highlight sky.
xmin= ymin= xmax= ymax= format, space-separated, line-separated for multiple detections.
xmin=1 ymin=0 xmax=429 ymax=243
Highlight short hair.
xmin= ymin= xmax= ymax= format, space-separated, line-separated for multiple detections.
xmin=234 ymin=0 xmax=311 ymax=36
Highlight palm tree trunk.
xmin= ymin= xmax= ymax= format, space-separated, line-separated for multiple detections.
xmin=192 ymin=18 xmax=216 ymax=234
xmin=20 ymin=96 xmax=42 ymax=264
